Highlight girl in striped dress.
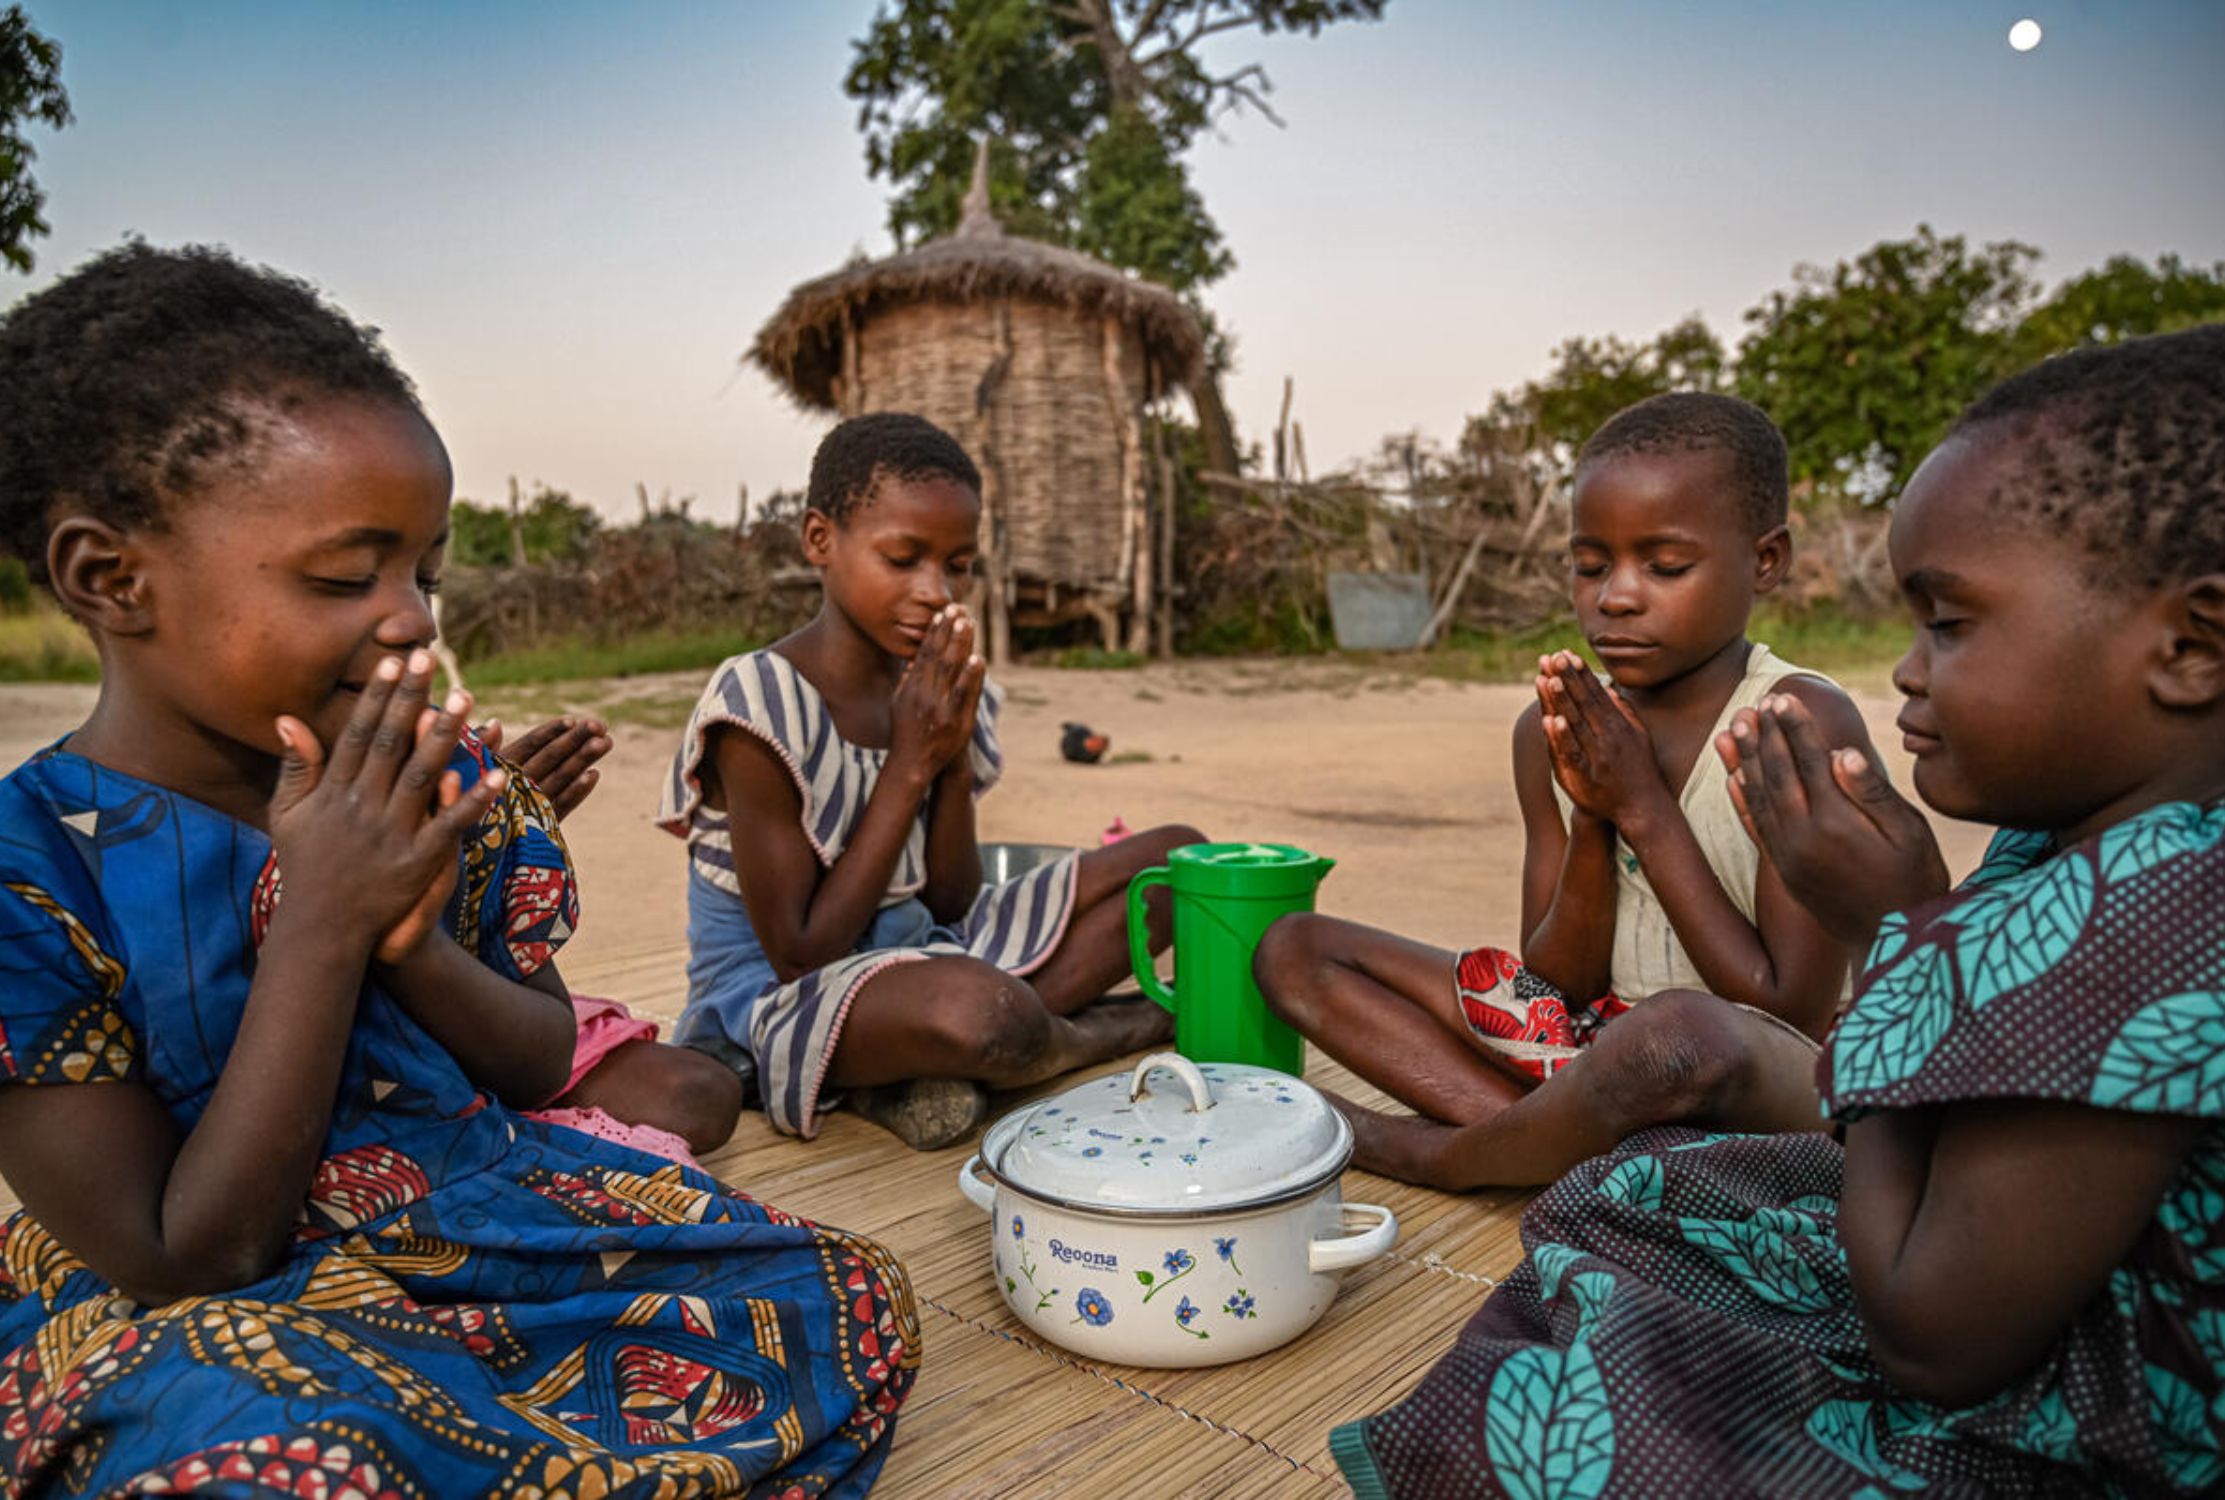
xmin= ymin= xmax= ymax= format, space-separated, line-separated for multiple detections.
xmin=659 ymin=413 xmax=1202 ymax=1149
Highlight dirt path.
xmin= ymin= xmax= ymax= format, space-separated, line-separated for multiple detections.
xmin=0 ymin=661 xmax=1995 ymax=989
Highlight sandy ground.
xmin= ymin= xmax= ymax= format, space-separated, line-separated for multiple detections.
xmin=0 ymin=660 xmax=1996 ymax=993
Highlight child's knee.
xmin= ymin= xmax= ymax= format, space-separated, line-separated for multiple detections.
xmin=1253 ymin=912 xmax=1331 ymax=1016
xmin=1607 ymin=989 xmax=1749 ymax=1121
xmin=925 ymin=969 xmax=1053 ymax=1075
xmin=662 ymin=1049 xmax=746 ymax=1154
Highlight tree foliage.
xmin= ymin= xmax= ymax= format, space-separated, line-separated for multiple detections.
xmin=1734 ymin=225 xmax=2038 ymax=503
xmin=448 ymin=486 xmax=601 ymax=568
xmin=845 ymin=0 xmax=1384 ymax=292
xmin=0 ymin=5 xmax=70 ymax=274
xmin=2009 ymin=252 xmax=2225 ymax=367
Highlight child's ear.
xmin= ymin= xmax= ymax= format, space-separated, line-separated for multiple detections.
xmin=799 ymin=507 xmax=836 ymax=567
xmin=47 ymin=517 xmax=155 ymax=638
xmin=2151 ymin=573 xmax=2225 ymax=711
xmin=1751 ymin=523 xmax=1793 ymax=594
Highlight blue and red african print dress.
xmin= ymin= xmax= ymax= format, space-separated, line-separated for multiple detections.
xmin=0 ymin=734 xmax=916 ymax=1497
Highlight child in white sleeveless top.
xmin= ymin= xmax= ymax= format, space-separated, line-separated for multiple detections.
xmin=1255 ymin=394 xmax=1877 ymax=1190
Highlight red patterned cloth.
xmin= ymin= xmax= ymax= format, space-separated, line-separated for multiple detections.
xmin=1453 ymin=945 xmax=1631 ymax=1081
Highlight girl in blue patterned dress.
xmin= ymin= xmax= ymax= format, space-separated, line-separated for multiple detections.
xmin=0 ymin=244 xmax=914 ymax=1496
xmin=1335 ymin=325 xmax=2225 ymax=1496
xmin=658 ymin=414 xmax=1202 ymax=1149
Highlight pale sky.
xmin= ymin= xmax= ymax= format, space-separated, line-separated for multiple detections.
xmin=12 ymin=1 xmax=2224 ymax=521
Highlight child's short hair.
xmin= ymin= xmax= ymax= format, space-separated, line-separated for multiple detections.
xmin=0 ymin=242 xmax=421 ymax=587
xmin=806 ymin=412 xmax=982 ymax=524
xmin=1953 ymin=323 xmax=2224 ymax=588
xmin=1576 ymin=392 xmax=1790 ymax=536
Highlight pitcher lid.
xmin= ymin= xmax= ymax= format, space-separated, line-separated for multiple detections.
xmin=1163 ymin=841 xmax=1333 ymax=897
xmin=983 ymin=1053 xmax=1351 ymax=1216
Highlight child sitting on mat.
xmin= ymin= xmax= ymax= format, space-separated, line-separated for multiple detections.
xmin=0 ymin=243 xmax=912 ymax=1495
xmin=1255 ymin=393 xmax=1878 ymax=1188
xmin=1336 ymin=321 xmax=2225 ymax=1500
xmin=659 ymin=412 xmax=1202 ymax=1149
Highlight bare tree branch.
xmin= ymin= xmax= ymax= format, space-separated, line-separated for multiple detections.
xmin=1212 ymin=62 xmax=1284 ymax=125
xmin=1135 ymin=10 xmax=1260 ymax=68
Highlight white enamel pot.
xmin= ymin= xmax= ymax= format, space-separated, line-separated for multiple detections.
xmin=957 ymin=1052 xmax=1397 ymax=1368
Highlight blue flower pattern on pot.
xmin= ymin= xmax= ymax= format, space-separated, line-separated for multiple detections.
xmin=1215 ymin=1236 xmax=1243 ymax=1275
xmin=1081 ymin=1145 xmax=1103 ymax=1158
xmin=1174 ymin=1294 xmax=1208 ymax=1339
xmin=1225 ymin=1291 xmax=1257 ymax=1320
xmin=1010 ymin=1214 xmax=1025 ymax=1239
xmin=1074 ymin=1288 xmax=1114 ymax=1326
xmin=1138 ymin=1244 xmax=1199 ymax=1303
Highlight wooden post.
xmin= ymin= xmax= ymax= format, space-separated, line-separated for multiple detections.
xmin=506 ymin=476 xmax=528 ymax=567
xmin=1100 ymin=316 xmax=1149 ymax=654
xmin=978 ymin=299 xmax=1016 ymax=665
xmin=1152 ymin=408 xmax=1178 ymax=660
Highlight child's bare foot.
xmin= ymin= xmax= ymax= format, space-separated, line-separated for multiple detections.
xmin=1074 ymin=992 xmax=1176 ymax=1055
xmin=850 ymin=1077 xmax=990 ymax=1151
xmin=1323 ymin=1088 xmax=1460 ymax=1188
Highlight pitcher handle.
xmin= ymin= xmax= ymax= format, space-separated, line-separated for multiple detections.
xmin=1125 ymin=866 xmax=1177 ymax=1013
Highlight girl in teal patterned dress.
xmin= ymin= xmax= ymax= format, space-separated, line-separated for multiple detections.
xmin=1335 ymin=325 xmax=2225 ymax=1496
xmin=0 ymin=245 xmax=914 ymax=1496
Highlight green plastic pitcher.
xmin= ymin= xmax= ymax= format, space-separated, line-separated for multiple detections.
xmin=1126 ymin=842 xmax=1335 ymax=1077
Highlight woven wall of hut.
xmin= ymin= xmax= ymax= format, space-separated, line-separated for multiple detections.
xmin=853 ymin=299 xmax=1147 ymax=590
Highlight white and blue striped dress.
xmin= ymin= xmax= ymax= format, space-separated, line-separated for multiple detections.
xmin=656 ymin=649 xmax=1079 ymax=1137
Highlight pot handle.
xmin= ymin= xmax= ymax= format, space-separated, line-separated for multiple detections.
xmin=1129 ymin=1051 xmax=1215 ymax=1112
xmin=957 ymin=1154 xmax=996 ymax=1215
xmin=1308 ymin=1201 xmax=1398 ymax=1274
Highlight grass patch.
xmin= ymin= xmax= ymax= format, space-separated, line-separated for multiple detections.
xmin=460 ymin=628 xmax=760 ymax=690
xmin=1106 ymin=749 xmax=1156 ymax=765
xmin=0 ymin=608 xmax=99 ymax=683
xmin=1416 ymin=603 xmax=1908 ymax=686
xmin=1041 ymin=647 xmax=1147 ymax=671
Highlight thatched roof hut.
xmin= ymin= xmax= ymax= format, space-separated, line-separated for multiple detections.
xmin=750 ymin=149 xmax=1205 ymax=659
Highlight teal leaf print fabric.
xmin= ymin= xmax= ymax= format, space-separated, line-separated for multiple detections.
xmin=1482 ymin=1342 xmax=1615 ymax=1500
xmin=1803 ymin=1402 xmax=1927 ymax=1490
xmin=1340 ymin=800 xmax=2225 ymax=1499
xmin=1674 ymin=1214 xmax=1834 ymax=1312
xmin=1828 ymin=942 xmax=1955 ymax=1097
xmin=2092 ymin=992 xmax=2225 ymax=1112
xmin=1596 ymin=1154 xmax=1664 ymax=1211
xmin=1951 ymin=851 xmax=2094 ymax=1009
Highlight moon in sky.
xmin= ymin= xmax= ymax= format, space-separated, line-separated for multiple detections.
xmin=2008 ymin=18 xmax=2043 ymax=51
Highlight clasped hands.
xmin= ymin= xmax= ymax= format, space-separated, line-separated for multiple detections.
xmin=892 ymin=604 xmax=986 ymax=784
xmin=1535 ymin=650 xmax=1673 ymax=833
xmin=1715 ymin=693 xmax=1950 ymax=953
xmin=268 ymin=650 xmax=504 ymax=968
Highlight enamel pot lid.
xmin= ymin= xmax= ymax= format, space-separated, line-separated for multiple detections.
xmin=982 ymin=1053 xmax=1353 ymax=1216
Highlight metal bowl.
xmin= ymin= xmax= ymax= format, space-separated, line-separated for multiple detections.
xmin=980 ymin=841 xmax=1076 ymax=882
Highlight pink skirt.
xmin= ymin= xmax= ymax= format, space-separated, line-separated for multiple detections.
xmin=523 ymin=994 xmax=700 ymax=1166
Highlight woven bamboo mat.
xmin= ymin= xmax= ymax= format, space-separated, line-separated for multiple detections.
xmin=0 ymin=937 xmax=1533 ymax=1496
xmin=571 ymin=907 xmax=1537 ymax=1499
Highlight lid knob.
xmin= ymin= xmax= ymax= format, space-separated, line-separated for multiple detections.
xmin=1128 ymin=1052 xmax=1215 ymax=1113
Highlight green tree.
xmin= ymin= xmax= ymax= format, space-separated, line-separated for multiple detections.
xmin=2009 ymin=253 xmax=2225 ymax=367
xmin=448 ymin=485 xmax=601 ymax=568
xmin=1736 ymin=225 xmax=2039 ymax=504
xmin=847 ymin=1 xmax=1386 ymax=469
xmin=1 ymin=5 xmax=70 ymax=274
xmin=1528 ymin=316 xmax=1726 ymax=458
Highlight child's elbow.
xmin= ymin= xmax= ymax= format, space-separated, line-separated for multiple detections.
xmin=1859 ymin=1296 xmax=2027 ymax=1411
xmin=121 ymin=1242 xmax=281 ymax=1307
xmin=1869 ymin=1337 xmax=2015 ymax=1412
